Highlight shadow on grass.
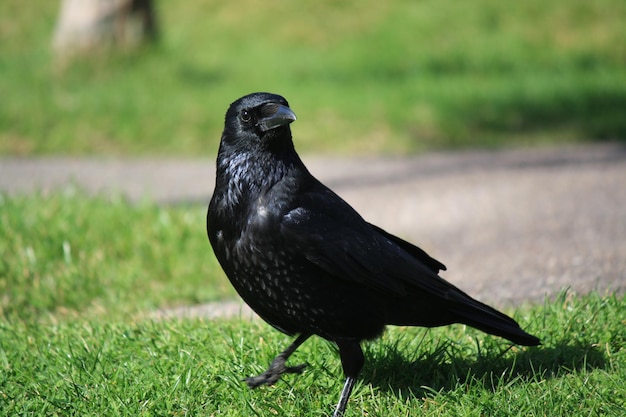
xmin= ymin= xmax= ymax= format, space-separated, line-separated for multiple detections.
xmin=456 ymin=88 xmax=626 ymax=144
xmin=360 ymin=339 xmax=607 ymax=398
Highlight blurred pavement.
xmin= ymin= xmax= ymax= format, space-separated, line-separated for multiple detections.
xmin=1 ymin=143 xmax=625 ymax=315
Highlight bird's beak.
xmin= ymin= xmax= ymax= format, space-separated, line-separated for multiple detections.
xmin=257 ymin=104 xmax=297 ymax=132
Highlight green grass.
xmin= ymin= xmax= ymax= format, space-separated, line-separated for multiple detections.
xmin=0 ymin=190 xmax=231 ymax=321
xmin=1 ymin=0 xmax=625 ymax=156
xmin=1 ymin=192 xmax=625 ymax=415
xmin=1 ymin=293 xmax=624 ymax=416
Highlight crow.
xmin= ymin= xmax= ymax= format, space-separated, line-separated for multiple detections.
xmin=207 ymin=92 xmax=540 ymax=417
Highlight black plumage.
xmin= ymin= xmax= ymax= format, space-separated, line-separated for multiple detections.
xmin=207 ymin=92 xmax=540 ymax=416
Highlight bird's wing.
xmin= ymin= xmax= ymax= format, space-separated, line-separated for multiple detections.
xmin=280 ymin=189 xmax=458 ymax=300
xmin=368 ymin=223 xmax=446 ymax=273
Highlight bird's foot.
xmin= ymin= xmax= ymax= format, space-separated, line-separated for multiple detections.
xmin=244 ymin=355 xmax=307 ymax=388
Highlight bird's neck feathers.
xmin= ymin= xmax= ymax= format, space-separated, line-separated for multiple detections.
xmin=215 ymin=129 xmax=307 ymax=209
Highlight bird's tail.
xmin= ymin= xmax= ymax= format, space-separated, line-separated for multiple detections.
xmin=450 ymin=298 xmax=540 ymax=346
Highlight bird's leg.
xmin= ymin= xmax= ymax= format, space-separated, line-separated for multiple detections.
xmin=333 ymin=376 xmax=356 ymax=417
xmin=245 ymin=333 xmax=310 ymax=388
xmin=332 ymin=340 xmax=364 ymax=417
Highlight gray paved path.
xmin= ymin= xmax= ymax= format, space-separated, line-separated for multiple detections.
xmin=2 ymin=143 xmax=625 ymax=317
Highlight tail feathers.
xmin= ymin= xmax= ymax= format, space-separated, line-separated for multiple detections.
xmin=451 ymin=300 xmax=540 ymax=346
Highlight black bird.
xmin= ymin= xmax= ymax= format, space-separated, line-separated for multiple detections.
xmin=207 ymin=92 xmax=540 ymax=416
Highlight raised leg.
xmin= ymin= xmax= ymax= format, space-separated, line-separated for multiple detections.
xmin=245 ymin=333 xmax=311 ymax=388
xmin=332 ymin=340 xmax=364 ymax=417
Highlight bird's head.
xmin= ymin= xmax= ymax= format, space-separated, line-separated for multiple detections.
xmin=222 ymin=92 xmax=297 ymax=152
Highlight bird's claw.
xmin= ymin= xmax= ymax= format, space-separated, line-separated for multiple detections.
xmin=244 ymin=356 xmax=307 ymax=388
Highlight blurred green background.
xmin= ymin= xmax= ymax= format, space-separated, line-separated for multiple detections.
xmin=1 ymin=0 xmax=625 ymax=157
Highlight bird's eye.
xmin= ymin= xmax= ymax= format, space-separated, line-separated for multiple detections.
xmin=240 ymin=110 xmax=252 ymax=123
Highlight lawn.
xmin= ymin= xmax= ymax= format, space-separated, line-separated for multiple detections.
xmin=1 ymin=192 xmax=625 ymax=415
xmin=0 ymin=191 xmax=230 ymax=321
xmin=1 ymin=0 xmax=625 ymax=156
xmin=1 ymin=288 xmax=624 ymax=415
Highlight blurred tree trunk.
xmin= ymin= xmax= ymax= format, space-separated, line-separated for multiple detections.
xmin=53 ymin=0 xmax=158 ymax=56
